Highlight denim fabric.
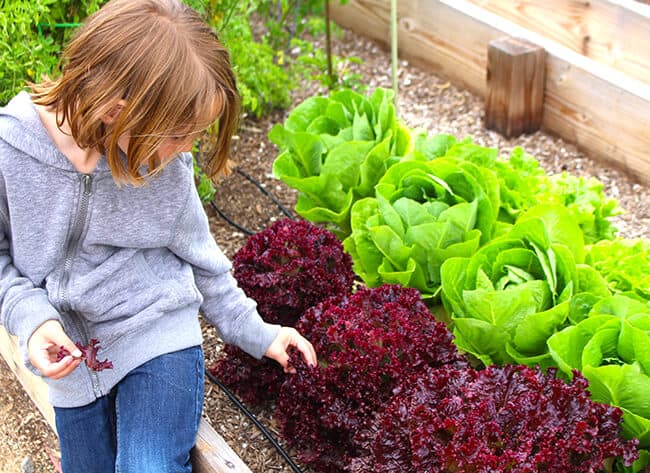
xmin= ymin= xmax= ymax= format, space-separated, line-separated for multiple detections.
xmin=54 ymin=346 xmax=204 ymax=473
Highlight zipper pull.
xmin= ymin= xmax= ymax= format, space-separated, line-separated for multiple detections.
xmin=82 ymin=174 xmax=93 ymax=194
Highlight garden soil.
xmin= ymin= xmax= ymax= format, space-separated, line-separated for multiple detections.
xmin=1 ymin=25 xmax=649 ymax=473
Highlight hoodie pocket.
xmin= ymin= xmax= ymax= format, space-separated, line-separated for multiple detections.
xmin=70 ymin=249 xmax=202 ymax=343
xmin=139 ymin=247 xmax=202 ymax=304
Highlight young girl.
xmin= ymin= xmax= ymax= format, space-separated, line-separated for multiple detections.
xmin=0 ymin=0 xmax=316 ymax=471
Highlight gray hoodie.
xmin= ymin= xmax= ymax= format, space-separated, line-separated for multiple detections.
xmin=0 ymin=92 xmax=280 ymax=408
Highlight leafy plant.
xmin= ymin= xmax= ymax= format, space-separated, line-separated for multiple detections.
xmin=271 ymin=87 xmax=413 ymax=237
xmin=199 ymin=0 xmax=359 ymax=117
xmin=548 ymin=295 xmax=650 ymax=472
xmin=586 ymin=239 xmax=650 ymax=301
xmin=193 ymin=156 xmax=216 ymax=203
xmin=352 ymin=364 xmax=638 ymax=472
xmin=342 ymin=156 xmax=500 ymax=300
xmin=439 ymin=142 xmax=620 ymax=242
xmin=210 ymin=218 xmax=354 ymax=405
xmin=0 ymin=0 xmax=110 ymax=105
xmin=537 ymin=173 xmax=622 ymax=243
xmin=210 ymin=0 xmax=293 ymax=117
xmin=1 ymin=2 xmax=60 ymax=104
xmin=289 ymin=37 xmax=365 ymax=91
xmin=440 ymin=204 xmax=612 ymax=368
xmin=232 ymin=217 xmax=355 ymax=324
xmin=276 ymin=284 xmax=469 ymax=472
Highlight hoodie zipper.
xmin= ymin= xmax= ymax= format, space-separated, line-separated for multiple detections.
xmin=58 ymin=174 xmax=101 ymax=397
xmin=59 ymin=174 xmax=92 ymax=311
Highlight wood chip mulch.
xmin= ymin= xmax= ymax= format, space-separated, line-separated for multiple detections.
xmin=1 ymin=22 xmax=649 ymax=473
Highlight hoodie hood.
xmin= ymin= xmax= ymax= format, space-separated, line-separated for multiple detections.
xmin=0 ymin=91 xmax=110 ymax=172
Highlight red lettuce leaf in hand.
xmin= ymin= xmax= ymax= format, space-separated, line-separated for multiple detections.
xmin=56 ymin=339 xmax=113 ymax=372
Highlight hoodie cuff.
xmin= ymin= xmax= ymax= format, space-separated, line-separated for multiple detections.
xmin=6 ymin=290 xmax=62 ymax=375
xmin=232 ymin=314 xmax=281 ymax=360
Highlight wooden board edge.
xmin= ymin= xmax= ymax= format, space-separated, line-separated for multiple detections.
xmin=461 ymin=0 xmax=650 ymax=84
xmin=330 ymin=0 xmax=650 ymax=184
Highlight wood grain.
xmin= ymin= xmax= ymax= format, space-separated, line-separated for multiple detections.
xmin=485 ymin=37 xmax=546 ymax=137
xmin=330 ymin=0 xmax=650 ymax=184
xmin=465 ymin=0 xmax=650 ymax=84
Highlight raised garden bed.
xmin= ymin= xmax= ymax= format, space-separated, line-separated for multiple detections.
xmin=2 ymin=1 xmax=650 ymax=472
xmin=330 ymin=0 xmax=650 ymax=185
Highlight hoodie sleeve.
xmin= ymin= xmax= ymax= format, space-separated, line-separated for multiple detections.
xmin=168 ymin=164 xmax=280 ymax=359
xmin=0 ymin=208 xmax=62 ymax=375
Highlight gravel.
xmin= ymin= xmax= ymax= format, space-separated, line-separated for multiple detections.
xmin=1 ymin=21 xmax=649 ymax=473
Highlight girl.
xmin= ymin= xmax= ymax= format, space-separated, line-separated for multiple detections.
xmin=0 ymin=0 xmax=316 ymax=471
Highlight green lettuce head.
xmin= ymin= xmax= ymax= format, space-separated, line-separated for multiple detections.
xmin=271 ymin=87 xmax=412 ymax=237
xmin=440 ymin=204 xmax=595 ymax=367
xmin=343 ymin=157 xmax=500 ymax=300
xmin=548 ymin=295 xmax=650 ymax=471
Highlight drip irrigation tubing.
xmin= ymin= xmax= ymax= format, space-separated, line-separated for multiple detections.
xmin=234 ymin=168 xmax=295 ymax=219
xmin=205 ymin=369 xmax=305 ymax=473
xmin=209 ymin=167 xmax=295 ymax=235
xmin=207 ymin=167 xmax=304 ymax=471
xmin=209 ymin=201 xmax=254 ymax=235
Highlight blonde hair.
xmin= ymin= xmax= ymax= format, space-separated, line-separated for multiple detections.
xmin=31 ymin=0 xmax=239 ymax=185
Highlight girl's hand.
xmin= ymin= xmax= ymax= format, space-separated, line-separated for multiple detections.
xmin=28 ymin=320 xmax=83 ymax=379
xmin=265 ymin=326 xmax=317 ymax=373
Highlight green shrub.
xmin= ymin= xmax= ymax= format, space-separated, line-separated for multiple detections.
xmin=0 ymin=0 xmax=107 ymax=105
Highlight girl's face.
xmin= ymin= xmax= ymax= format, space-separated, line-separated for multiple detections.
xmin=116 ymin=131 xmax=198 ymax=162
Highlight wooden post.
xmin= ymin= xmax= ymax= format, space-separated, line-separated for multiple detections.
xmin=329 ymin=0 xmax=650 ymax=185
xmin=485 ymin=36 xmax=545 ymax=137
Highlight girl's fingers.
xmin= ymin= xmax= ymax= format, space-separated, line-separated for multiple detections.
xmin=28 ymin=320 xmax=82 ymax=379
xmin=297 ymin=337 xmax=317 ymax=368
xmin=265 ymin=327 xmax=318 ymax=373
xmin=39 ymin=355 xmax=82 ymax=379
xmin=285 ymin=330 xmax=317 ymax=373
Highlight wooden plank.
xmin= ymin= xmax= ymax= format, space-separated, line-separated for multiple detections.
xmin=191 ymin=420 xmax=253 ymax=473
xmin=0 ymin=326 xmax=55 ymax=427
xmin=485 ymin=37 xmax=546 ymax=137
xmin=464 ymin=0 xmax=650 ymax=85
xmin=0 ymin=326 xmax=251 ymax=473
xmin=330 ymin=0 xmax=650 ymax=184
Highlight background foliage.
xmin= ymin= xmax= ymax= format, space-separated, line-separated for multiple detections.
xmin=0 ymin=0 xmax=357 ymax=113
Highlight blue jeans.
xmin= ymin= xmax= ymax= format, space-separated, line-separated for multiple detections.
xmin=54 ymin=346 xmax=205 ymax=473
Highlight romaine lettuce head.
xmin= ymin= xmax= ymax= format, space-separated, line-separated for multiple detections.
xmin=343 ymin=157 xmax=500 ymax=301
xmin=548 ymin=294 xmax=650 ymax=454
xmin=440 ymin=205 xmax=583 ymax=367
xmin=271 ymin=87 xmax=413 ymax=238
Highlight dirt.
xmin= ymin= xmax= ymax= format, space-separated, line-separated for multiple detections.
xmin=1 ymin=23 xmax=649 ymax=473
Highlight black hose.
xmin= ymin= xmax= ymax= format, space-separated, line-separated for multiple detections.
xmin=234 ymin=167 xmax=295 ymax=220
xmin=210 ymin=167 xmax=295 ymax=235
xmin=205 ymin=369 xmax=305 ymax=473
xmin=209 ymin=201 xmax=254 ymax=236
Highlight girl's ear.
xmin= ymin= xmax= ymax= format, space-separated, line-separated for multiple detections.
xmin=101 ymin=99 xmax=127 ymax=124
